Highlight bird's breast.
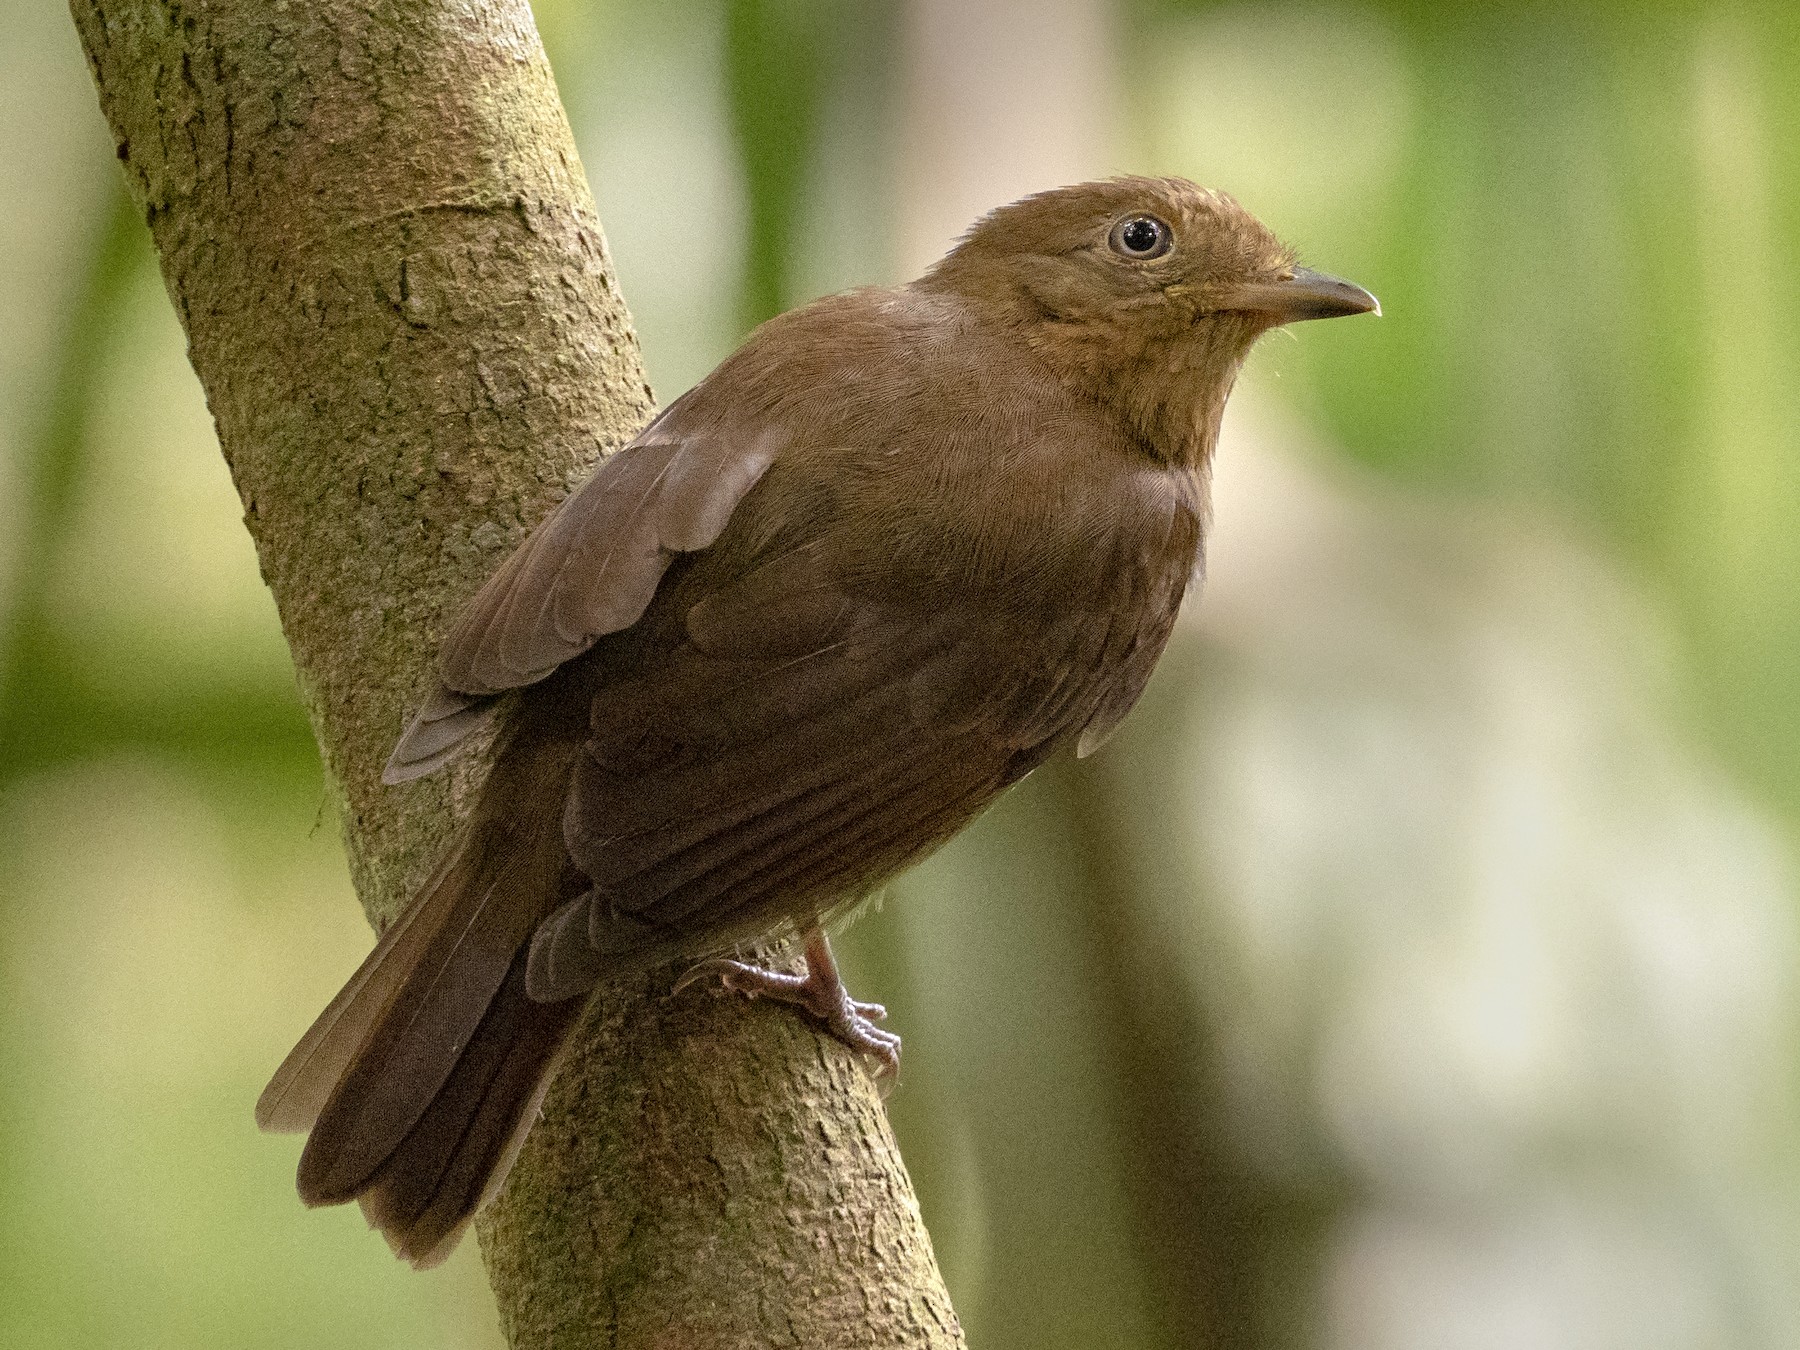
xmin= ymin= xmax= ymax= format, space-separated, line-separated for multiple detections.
xmin=836 ymin=434 xmax=1206 ymax=619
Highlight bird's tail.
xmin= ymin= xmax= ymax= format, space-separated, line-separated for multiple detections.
xmin=257 ymin=733 xmax=586 ymax=1267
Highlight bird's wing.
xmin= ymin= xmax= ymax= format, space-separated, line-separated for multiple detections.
xmin=522 ymin=541 xmax=1109 ymax=1000
xmin=384 ymin=398 xmax=782 ymax=782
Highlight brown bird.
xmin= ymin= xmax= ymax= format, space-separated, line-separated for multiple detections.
xmin=256 ymin=176 xmax=1377 ymax=1266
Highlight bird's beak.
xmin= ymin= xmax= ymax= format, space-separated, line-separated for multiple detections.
xmin=1219 ymin=267 xmax=1380 ymax=323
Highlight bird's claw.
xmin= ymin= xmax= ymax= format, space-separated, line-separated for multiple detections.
xmin=675 ymin=944 xmax=901 ymax=1081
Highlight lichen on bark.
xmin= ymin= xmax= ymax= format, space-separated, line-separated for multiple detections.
xmin=71 ymin=1 xmax=961 ymax=1344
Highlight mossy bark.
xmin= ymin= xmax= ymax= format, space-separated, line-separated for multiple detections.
xmin=71 ymin=2 xmax=961 ymax=1345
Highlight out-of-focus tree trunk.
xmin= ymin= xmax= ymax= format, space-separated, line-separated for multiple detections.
xmin=70 ymin=1 xmax=961 ymax=1345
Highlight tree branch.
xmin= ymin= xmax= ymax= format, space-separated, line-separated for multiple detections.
xmin=71 ymin=1 xmax=961 ymax=1344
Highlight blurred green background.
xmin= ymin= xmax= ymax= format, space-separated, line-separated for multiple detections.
xmin=5 ymin=0 xmax=1800 ymax=1346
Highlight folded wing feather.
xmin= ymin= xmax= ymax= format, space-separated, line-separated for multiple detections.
xmin=384 ymin=409 xmax=784 ymax=782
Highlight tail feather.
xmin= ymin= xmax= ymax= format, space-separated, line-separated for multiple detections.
xmin=256 ymin=850 xmax=459 ymax=1134
xmin=259 ymin=725 xmax=586 ymax=1260
xmin=356 ymin=950 xmax=583 ymax=1267
xmin=295 ymin=855 xmax=540 ymax=1206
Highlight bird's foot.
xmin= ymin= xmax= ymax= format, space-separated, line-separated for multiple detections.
xmin=675 ymin=928 xmax=900 ymax=1080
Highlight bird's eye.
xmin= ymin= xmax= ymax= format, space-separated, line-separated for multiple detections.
xmin=1109 ymin=214 xmax=1173 ymax=260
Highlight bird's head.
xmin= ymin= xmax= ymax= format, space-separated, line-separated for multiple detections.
xmin=921 ymin=176 xmax=1377 ymax=464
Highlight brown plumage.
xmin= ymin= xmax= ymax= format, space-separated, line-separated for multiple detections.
xmin=257 ymin=176 xmax=1377 ymax=1266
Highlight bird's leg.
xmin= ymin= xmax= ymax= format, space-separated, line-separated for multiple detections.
xmin=675 ymin=927 xmax=901 ymax=1077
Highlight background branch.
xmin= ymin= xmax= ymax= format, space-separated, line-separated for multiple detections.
xmin=70 ymin=1 xmax=961 ymax=1344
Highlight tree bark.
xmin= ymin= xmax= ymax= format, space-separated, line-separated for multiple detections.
xmin=71 ymin=2 xmax=962 ymax=1345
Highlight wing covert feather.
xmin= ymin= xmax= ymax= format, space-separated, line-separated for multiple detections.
xmin=437 ymin=416 xmax=783 ymax=698
xmin=385 ymin=410 xmax=782 ymax=778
